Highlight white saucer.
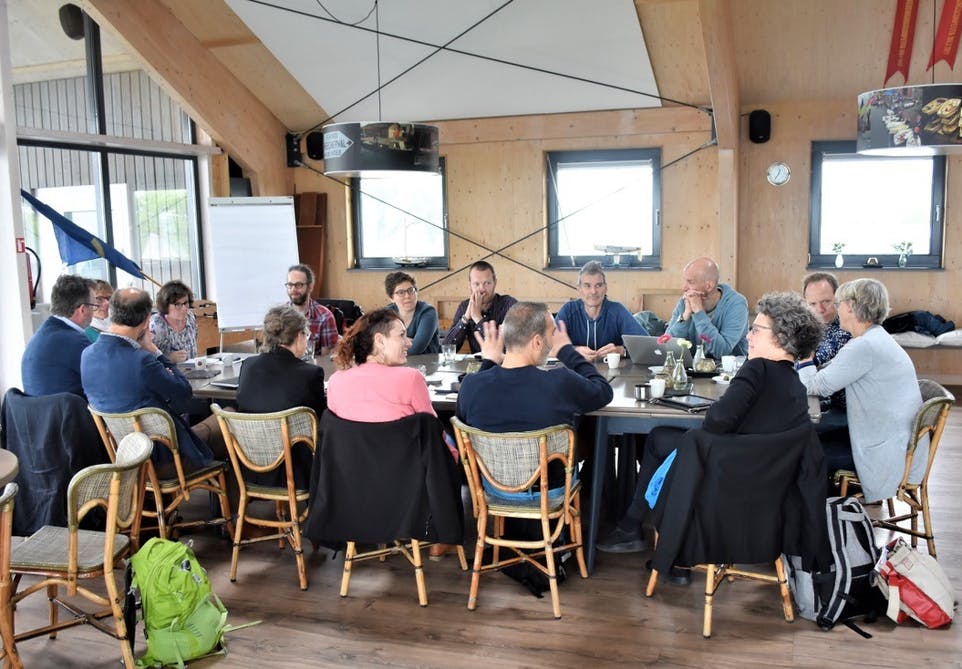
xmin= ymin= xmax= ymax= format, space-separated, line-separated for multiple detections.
xmin=712 ymin=375 xmax=732 ymax=385
xmin=648 ymin=365 xmax=664 ymax=374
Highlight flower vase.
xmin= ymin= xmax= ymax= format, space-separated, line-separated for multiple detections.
xmin=671 ymin=357 xmax=688 ymax=391
xmin=898 ymin=253 xmax=907 ymax=268
xmin=834 ymin=253 xmax=844 ymax=268
xmin=663 ymin=351 xmax=676 ymax=375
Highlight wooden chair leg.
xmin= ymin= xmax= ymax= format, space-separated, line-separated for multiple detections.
xmin=886 ymin=497 xmax=896 ymax=518
xmin=570 ymin=495 xmax=588 ymax=578
xmin=775 ymin=558 xmax=795 ymax=623
xmin=230 ymin=492 xmax=248 ymax=583
xmin=288 ymin=496 xmax=308 ymax=591
xmin=46 ymin=584 xmax=58 ymax=639
xmin=542 ymin=522 xmax=561 ymax=619
xmin=0 ymin=581 xmax=23 ymax=669
xmin=645 ymin=570 xmax=658 ymax=597
xmin=103 ymin=562 xmax=136 ymax=669
xmin=921 ymin=487 xmax=937 ymax=558
xmin=703 ymin=564 xmax=716 ymax=638
xmin=340 ymin=542 xmax=357 ymax=598
xmin=468 ymin=514 xmax=487 ymax=611
xmin=455 ymin=545 xmax=469 ymax=571
xmin=410 ymin=540 xmax=428 ymax=607
xmin=216 ymin=471 xmax=234 ymax=538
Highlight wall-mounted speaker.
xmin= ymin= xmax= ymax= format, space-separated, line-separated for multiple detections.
xmin=749 ymin=109 xmax=771 ymax=143
xmin=305 ymin=131 xmax=324 ymax=161
xmin=285 ymin=132 xmax=302 ymax=167
xmin=59 ymin=3 xmax=85 ymax=40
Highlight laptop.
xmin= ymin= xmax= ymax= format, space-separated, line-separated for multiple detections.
xmin=623 ymin=335 xmax=694 ymax=367
xmin=209 ymin=376 xmax=241 ymax=389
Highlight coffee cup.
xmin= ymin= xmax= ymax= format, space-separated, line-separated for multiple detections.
xmin=221 ymin=353 xmax=236 ymax=367
xmin=194 ymin=357 xmax=207 ymax=370
xmin=634 ymin=384 xmax=648 ymax=401
xmin=721 ymin=355 xmax=736 ymax=373
xmin=605 ymin=352 xmax=621 ymax=369
xmin=649 ymin=378 xmax=666 ymax=398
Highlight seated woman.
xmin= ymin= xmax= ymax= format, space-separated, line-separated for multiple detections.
xmin=327 ymin=308 xmax=455 ymax=559
xmin=796 ymin=278 xmax=923 ymax=503
xmin=598 ymin=292 xmax=823 ymax=566
xmin=85 ymin=279 xmax=114 ymax=342
xmin=384 ymin=271 xmax=440 ymax=355
xmin=149 ymin=280 xmax=198 ymax=363
xmin=236 ymin=305 xmax=325 ymax=488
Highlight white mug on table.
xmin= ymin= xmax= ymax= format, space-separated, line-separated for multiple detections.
xmin=649 ymin=378 xmax=666 ymax=398
xmin=605 ymin=352 xmax=621 ymax=369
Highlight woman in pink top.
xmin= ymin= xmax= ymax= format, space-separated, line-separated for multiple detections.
xmin=327 ymin=308 xmax=436 ymax=422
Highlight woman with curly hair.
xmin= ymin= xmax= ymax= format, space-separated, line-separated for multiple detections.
xmin=149 ymin=280 xmax=198 ymax=362
xmin=327 ymin=308 xmax=435 ymax=421
xmin=598 ymin=292 xmax=824 ymax=564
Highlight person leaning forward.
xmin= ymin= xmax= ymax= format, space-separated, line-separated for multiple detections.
xmin=442 ymin=260 xmax=517 ymax=354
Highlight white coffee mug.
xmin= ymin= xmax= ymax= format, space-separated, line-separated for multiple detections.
xmin=194 ymin=357 xmax=207 ymax=370
xmin=221 ymin=353 xmax=236 ymax=367
xmin=605 ymin=352 xmax=621 ymax=369
xmin=721 ymin=355 xmax=736 ymax=373
xmin=649 ymin=378 xmax=666 ymax=398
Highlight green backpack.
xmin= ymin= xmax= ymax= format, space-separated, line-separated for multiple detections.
xmin=130 ymin=538 xmax=228 ymax=668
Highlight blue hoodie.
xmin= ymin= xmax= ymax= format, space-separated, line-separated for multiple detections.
xmin=555 ymin=297 xmax=647 ymax=349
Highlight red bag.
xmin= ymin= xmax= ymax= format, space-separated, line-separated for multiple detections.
xmin=874 ymin=538 xmax=955 ymax=629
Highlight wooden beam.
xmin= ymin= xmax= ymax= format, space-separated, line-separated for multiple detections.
xmin=81 ymin=0 xmax=291 ymax=195
xmin=698 ymin=0 xmax=738 ymax=150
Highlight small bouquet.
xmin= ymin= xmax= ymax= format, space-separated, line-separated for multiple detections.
xmin=832 ymin=242 xmax=845 ymax=254
xmin=893 ymin=241 xmax=913 ymax=256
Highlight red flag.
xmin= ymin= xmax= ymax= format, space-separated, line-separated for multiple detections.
xmin=928 ymin=0 xmax=962 ymax=70
xmin=885 ymin=0 xmax=920 ymax=83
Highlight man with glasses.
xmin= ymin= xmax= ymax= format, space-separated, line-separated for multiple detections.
xmin=665 ymin=256 xmax=748 ymax=358
xmin=285 ymin=264 xmax=338 ymax=357
xmin=802 ymin=271 xmax=851 ymax=427
xmin=21 ymin=274 xmax=96 ymax=397
xmin=443 ymin=260 xmax=517 ymax=354
xmin=555 ymin=261 xmax=647 ymax=361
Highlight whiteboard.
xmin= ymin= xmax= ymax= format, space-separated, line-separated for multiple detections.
xmin=207 ymin=197 xmax=298 ymax=331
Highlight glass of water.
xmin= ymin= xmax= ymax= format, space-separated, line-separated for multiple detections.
xmin=441 ymin=344 xmax=457 ymax=364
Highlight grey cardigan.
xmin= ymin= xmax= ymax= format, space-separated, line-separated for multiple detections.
xmin=798 ymin=324 xmax=924 ymax=501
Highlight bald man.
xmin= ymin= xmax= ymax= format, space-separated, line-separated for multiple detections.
xmin=665 ymin=257 xmax=748 ymax=358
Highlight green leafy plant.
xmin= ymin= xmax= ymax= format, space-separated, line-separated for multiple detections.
xmin=832 ymin=242 xmax=845 ymax=254
xmin=893 ymin=241 xmax=913 ymax=256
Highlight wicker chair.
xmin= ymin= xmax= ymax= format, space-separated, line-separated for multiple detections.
xmin=0 ymin=483 xmax=22 ymax=669
xmin=834 ymin=379 xmax=954 ymax=557
xmin=211 ymin=404 xmax=317 ymax=590
xmin=450 ymin=417 xmax=588 ymax=619
xmin=89 ymin=406 xmax=233 ymax=543
xmin=5 ymin=433 xmax=152 ymax=669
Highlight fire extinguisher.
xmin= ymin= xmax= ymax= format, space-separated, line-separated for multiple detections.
xmin=25 ymin=246 xmax=40 ymax=309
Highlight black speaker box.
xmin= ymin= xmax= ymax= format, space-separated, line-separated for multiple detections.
xmin=285 ymin=132 xmax=302 ymax=167
xmin=59 ymin=3 xmax=85 ymax=40
xmin=749 ymin=109 xmax=771 ymax=143
xmin=306 ymin=131 xmax=325 ymax=160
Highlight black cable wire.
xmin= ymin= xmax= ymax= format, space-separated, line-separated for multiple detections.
xmin=238 ymin=0 xmax=709 ymax=136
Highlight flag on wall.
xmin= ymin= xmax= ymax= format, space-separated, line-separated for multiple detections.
xmin=20 ymin=189 xmax=147 ymax=280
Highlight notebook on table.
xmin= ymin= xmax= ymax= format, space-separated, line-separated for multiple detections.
xmin=209 ymin=376 xmax=241 ymax=389
xmin=623 ymin=335 xmax=694 ymax=367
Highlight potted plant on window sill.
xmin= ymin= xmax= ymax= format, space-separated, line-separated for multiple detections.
xmin=893 ymin=241 xmax=912 ymax=268
xmin=832 ymin=242 xmax=845 ymax=268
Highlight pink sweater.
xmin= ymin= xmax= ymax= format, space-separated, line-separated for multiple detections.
xmin=327 ymin=362 xmax=436 ymax=422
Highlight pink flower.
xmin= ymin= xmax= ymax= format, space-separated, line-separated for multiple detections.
xmin=657 ymin=333 xmax=672 ymax=344
xmin=699 ymin=334 xmax=711 ymax=344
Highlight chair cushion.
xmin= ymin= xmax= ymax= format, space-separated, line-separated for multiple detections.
xmin=935 ymin=329 xmax=962 ymax=347
xmin=891 ymin=331 xmax=938 ymax=348
xmin=11 ymin=525 xmax=130 ymax=573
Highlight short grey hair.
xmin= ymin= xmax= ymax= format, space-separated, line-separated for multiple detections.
xmin=502 ymin=302 xmax=550 ymax=350
xmin=577 ymin=260 xmax=606 ymax=285
xmin=836 ymin=278 xmax=889 ymax=325
xmin=756 ymin=292 xmax=824 ymax=359
xmin=262 ymin=305 xmax=308 ymax=351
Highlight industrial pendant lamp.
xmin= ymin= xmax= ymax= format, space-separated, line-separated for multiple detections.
xmin=322 ymin=4 xmax=439 ymax=177
xmin=857 ymin=83 xmax=962 ymax=156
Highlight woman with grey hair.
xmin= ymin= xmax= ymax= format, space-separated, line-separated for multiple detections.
xmin=797 ymin=278 xmax=923 ymax=502
xmin=599 ymin=291 xmax=822 ymax=562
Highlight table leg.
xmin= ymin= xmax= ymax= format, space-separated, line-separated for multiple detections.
xmin=586 ymin=416 xmax=609 ymax=574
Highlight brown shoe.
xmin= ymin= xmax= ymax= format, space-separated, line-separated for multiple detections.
xmin=429 ymin=543 xmax=454 ymax=561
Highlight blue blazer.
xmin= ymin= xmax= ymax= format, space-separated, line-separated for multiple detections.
xmin=81 ymin=334 xmax=213 ymax=466
xmin=21 ymin=317 xmax=91 ymax=398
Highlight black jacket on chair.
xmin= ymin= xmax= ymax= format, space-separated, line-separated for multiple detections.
xmin=651 ymin=422 xmax=830 ymax=575
xmin=0 ymin=388 xmax=107 ymax=534
xmin=305 ymin=411 xmax=463 ymax=546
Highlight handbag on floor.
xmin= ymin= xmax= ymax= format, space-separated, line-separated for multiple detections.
xmin=873 ymin=538 xmax=955 ymax=629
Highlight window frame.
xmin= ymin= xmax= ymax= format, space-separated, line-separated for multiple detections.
xmin=809 ymin=140 xmax=945 ymax=270
xmin=545 ymin=147 xmax=662 ymax=270
xmin=349 ymin=156 xmax=448 ymax=270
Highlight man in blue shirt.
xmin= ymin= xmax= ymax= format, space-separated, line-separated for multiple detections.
xmin=666 ymin=256 xmax=749 ymax=358
xmin=21 ymin=274 xmax=95 ymax=397
xmin=555 ymin=261 xmax=647 ymax=362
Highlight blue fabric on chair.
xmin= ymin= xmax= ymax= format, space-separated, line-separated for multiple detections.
xmin=645 ymin=448 xmax=677 ymax=509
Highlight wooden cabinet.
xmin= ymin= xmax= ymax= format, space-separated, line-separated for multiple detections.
xmin=293 ymin=192 xmax=327 ymax=297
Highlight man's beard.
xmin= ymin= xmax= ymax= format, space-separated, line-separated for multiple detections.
xmin=290 ymin=292 xmax=308 ymax=306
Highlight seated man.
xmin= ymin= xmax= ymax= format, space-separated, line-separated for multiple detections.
xmin=665 ymin=257 xmax=748 ymax=358
xmin=286 ymin=263 xmax=338 ymax=356
xmin=81 ymin=288 xmax=224 ymax=467
xmin=556 ymin=261 xmax=647 ymax=361
xmin=803 ymin=271 xmax=850 ymax=413
xmin=21 ymin=274 xmax=95 ymax=397
xmin=443 ymin=260 xmax=517 ymax=354
xmin=457 ymin=301 xmax=613 ymax=434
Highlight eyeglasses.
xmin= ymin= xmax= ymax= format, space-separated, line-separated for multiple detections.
xmin=748 ymin=323 xmax=773 ymax=335
xmin=393 ymin=287 xmax=417 ymax=297
xmin=171 ymin=300 xmax=191 ymax=309
xmin=284 ymin=282 xmax=308 ymax=290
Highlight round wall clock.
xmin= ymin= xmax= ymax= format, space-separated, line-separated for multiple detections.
xmin=766 ymin=161 xmax=791 ymax=186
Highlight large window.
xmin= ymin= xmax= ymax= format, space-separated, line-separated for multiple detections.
xmin=809 ymin=141 xmax=945 ymax=269
xmin=546 ymin=148 xmax=661 ymax=269
xmin=350 ymin=158 xmax=447 ymax=269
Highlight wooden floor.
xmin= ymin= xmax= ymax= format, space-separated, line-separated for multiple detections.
xmin=8 ymin=408 xmax=962 ymax=668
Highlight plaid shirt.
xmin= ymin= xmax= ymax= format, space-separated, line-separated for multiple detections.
xmin=302 ymin=299 xmax=338 ymax=351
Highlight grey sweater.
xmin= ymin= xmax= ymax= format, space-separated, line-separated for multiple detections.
xmin=798 ymin=324 xmax=924 ymax=501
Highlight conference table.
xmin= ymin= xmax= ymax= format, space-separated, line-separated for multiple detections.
xmin=191 ymin=353 xmax=819 ymax=574
xmin=0 ymin=449 xmax=19 ymax=487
